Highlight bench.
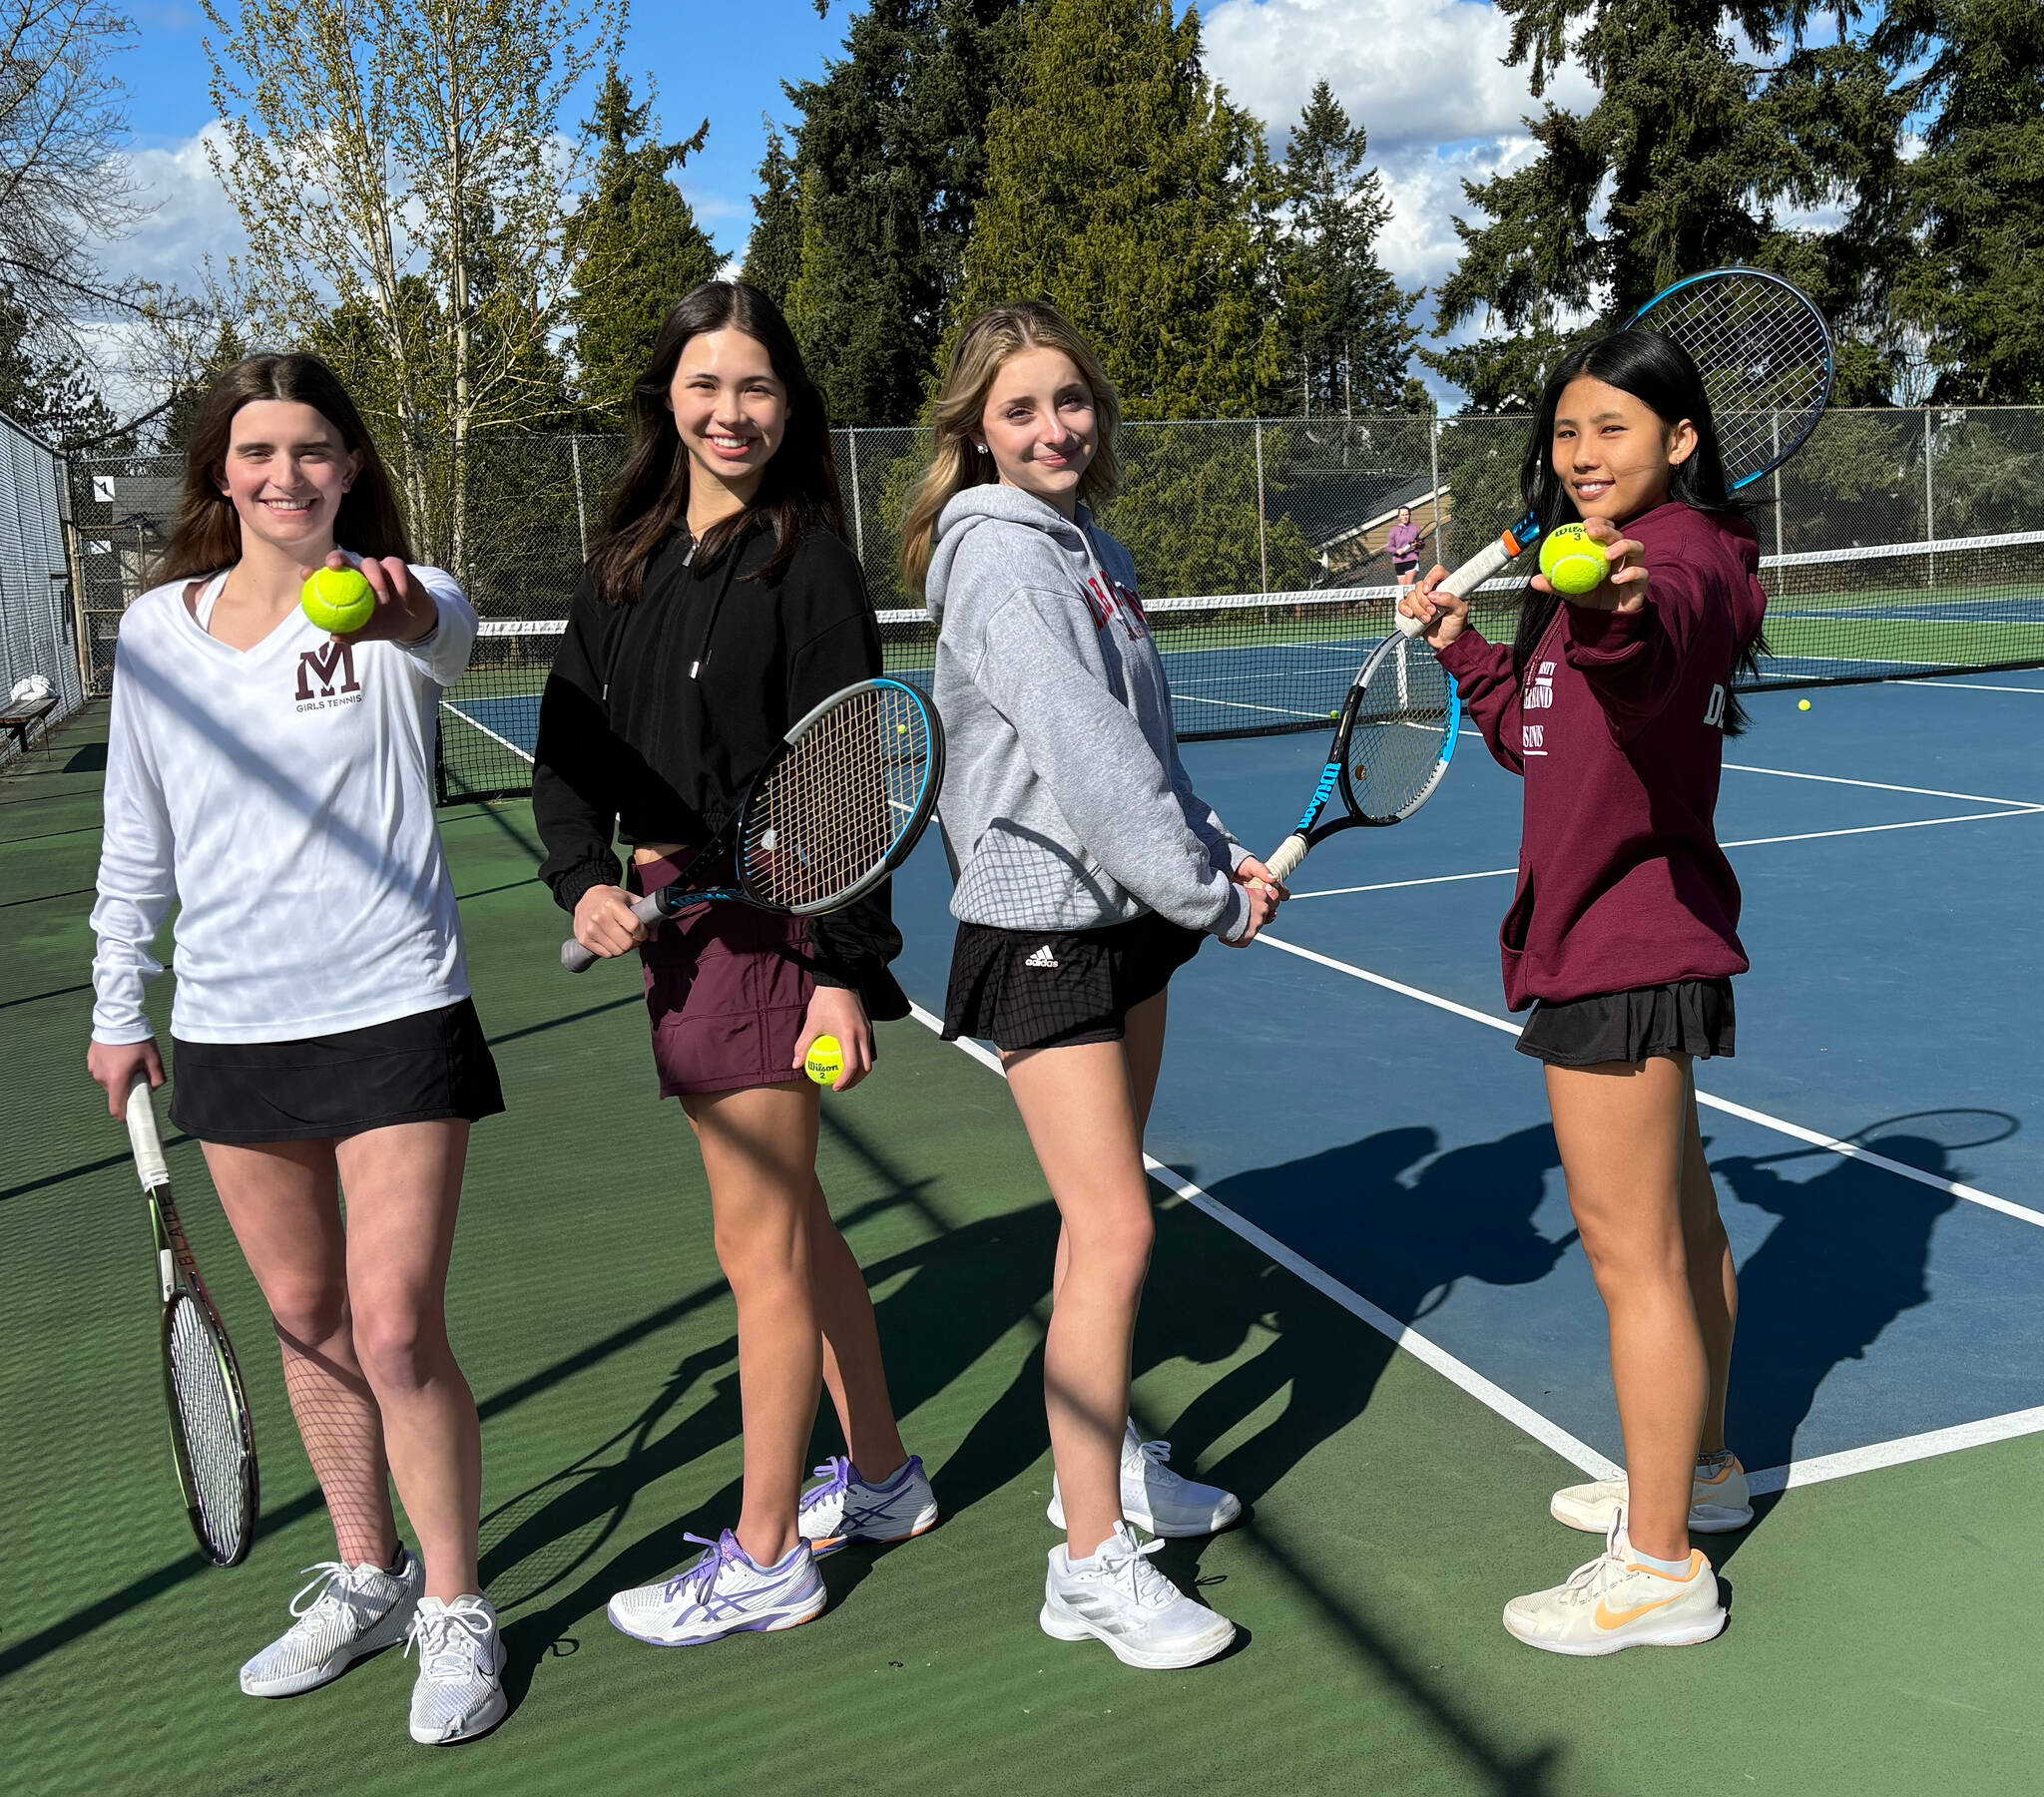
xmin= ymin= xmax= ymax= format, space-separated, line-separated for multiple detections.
xmin=0 ymin=693 xmax=58 ymax=757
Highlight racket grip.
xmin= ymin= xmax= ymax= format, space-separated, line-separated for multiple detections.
xmin=559 ymin=889 xmax=667 ymax=973
xmin=1266 ymin=834 xmax=1308 ymax=885
xmin=1394 ymin=535 xmax=1520 ymax=637
xmin=125 ymin=1073 xmax=169 ymax=1188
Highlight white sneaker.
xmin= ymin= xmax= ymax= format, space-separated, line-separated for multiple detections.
xmin=1048 ymin=1421 xmax=1242 ymax=1539
xmin=607 ymin=1531 xmax=827 ymax=1646
xmin=1551 ymin=1456 xmax=1754 ymax=1535
xmin=798 ymin=1455 xmax=939 ymax=1558
xmin=1502 ymin=1515 xmax=1726 ymax=1656
xmin=405 ymin=1594 xmax=506 ymax=1744
xmin=239 ymin=1550 xmax=423 ymax=1697
xmin=1039 ymin=1521 xmax=1237 ymax=1669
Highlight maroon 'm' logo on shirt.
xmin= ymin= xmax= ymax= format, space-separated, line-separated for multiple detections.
xmin=295 ymin=640 xmax=360 ymax=701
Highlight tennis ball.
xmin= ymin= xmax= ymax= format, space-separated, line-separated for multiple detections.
xmin=1798 ymin=698 xmax=1811 ymax=710
xmin=804 ymin=1034 xmax=843 ymax=1087
xmin=300 ymin=565 xmax=375 ymax=634
xmin=1538 ymin=524 xmax=1610 ymax=597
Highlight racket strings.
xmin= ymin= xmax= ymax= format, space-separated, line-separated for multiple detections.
xmin=742 ymin=686 xmax=935 ymax=909
xmin=1347 ymin=640 xmax=1453 ymax=820
xmin=167 ymin=1293 xmax=250 ymax=1561
xmin=1634 ymin=274 xmax=1830 ymax=486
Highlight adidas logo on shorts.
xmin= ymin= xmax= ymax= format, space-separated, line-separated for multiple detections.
xmin=1024 ymin=945 xmax=1060 ymax=970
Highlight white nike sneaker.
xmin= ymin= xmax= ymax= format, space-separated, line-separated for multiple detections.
xmin=1503 ymin=1515 xmax=1726 ymax=1656
xmin=798 ymin=1455 xmax=939 ymax=1558
xmin=405 ymin=1593 xmax=506 ymax=1744
xmin=1040 ymin=1522 xmax=1237 ymax=1669
xmin=240 ymin=1550 xmax=423 ymax=1697
xmin=1048 ymin=1422 xmax=1242 ymax=1539
xmin=607 ymin=1531 xmax=826 ymax=1646
xmin=1551 ymin=1456 xmax=1754 ymax=1535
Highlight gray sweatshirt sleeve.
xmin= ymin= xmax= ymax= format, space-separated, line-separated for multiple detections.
xmin=973 ymin=591 xmax=1250 ymax=939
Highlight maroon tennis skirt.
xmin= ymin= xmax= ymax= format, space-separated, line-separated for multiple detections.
xmin=629 ymin=853 xmax=816 ymax=1098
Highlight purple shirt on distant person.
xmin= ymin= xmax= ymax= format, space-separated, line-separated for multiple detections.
xmin=1387 ymin=521 xmax=1423 ymax=567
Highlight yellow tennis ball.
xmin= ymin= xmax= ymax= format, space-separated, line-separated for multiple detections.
xmin=300 ymin=565 xmax=375 ymax=634
xmin=1798 ymin=698 xmax=1811 ymax=710
xmin=1538 ymin=524 xmax=1610 ymax=597
xmin=804 ymin=1035 xmax=843 ymax=1086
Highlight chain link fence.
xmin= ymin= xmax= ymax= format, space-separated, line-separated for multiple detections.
xmin=64 ymin=407 xmax=2044 ymax=799
xmin=0 ymin=410 xmax=82 ymax=767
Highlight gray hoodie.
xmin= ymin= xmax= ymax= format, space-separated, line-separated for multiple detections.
xmin=924 ymin=484 xmax=1251 ymax=940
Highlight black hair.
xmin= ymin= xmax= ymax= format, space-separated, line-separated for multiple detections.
xmin=588 ymin=280 xmax=843 ymax=604
xmin=1514 ymin=329 xmax=1765 ymax=734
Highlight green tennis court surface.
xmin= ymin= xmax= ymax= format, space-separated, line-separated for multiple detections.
xmin=5 ymin=707 xmax=2039 ymax=1797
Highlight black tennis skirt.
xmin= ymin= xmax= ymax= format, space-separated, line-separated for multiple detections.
xmin=942 ymin=911 xmax=1206 ymax=1053
xmin=1516 ymin=978 xmax=1736 ymax=1069
xmin=170 ymin=998 xmax=505 ymax=1144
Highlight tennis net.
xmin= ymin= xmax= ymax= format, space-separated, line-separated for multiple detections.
xmin=435 ymin=527 xmax=2044 ymax=801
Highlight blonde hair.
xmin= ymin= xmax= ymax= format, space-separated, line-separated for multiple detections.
xmin=900 ymin=301 xmax=1123 ymax=598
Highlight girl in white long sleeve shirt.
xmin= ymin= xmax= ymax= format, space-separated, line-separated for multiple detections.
xmin=86 ymin=354 xmax=506 ymax=1745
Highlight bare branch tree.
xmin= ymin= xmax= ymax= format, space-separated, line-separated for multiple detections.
xmin=202 ymin=0 xmax=626 ymax=570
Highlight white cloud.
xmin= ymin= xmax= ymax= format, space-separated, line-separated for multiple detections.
xmin=1203 ymin=0 xmax=1596 ymax=151
xmin=1371 ymin=134 xmax=1544 ymax=289
xmin=98 ymin=124 xmax=247 ymax=290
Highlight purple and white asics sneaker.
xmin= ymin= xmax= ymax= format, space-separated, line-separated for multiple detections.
xmin=798 ymin=1455 xmax=939 ymax=1559
xmin=607 ymin=1531 xmax=826 ymax=1647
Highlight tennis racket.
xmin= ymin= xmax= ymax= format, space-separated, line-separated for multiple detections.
xmin=126 ymin=1074 xmax=259 ymax=1567
xmin=561 ymin=675 xmax=944 ymax=973
xmin=1265 ymin=630 xmax=1461 ymax=883
xmin=1396 ymin=265 xmax=1834 ymax=638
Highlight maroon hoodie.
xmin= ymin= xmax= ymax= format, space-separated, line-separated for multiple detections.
xmin=1436 ymin=501 xmax=1769 ymax=1011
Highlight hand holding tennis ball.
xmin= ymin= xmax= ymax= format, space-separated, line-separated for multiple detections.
xmin=804 ymin=1035 xmax=843 ymax=1087
xmin=1534 ymin=518 xmax=1648 ymax=615
xmin=297 ymin=553 xmax=438 ymax=643
xmin=1537 ymin=524 xmax=1610 ymax=596
xmin=301 ymin=564 xmax=375 ymax=634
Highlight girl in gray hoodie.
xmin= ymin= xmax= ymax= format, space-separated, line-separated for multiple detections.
xmin=903 ymin=302 xmax=1282 ymax=1670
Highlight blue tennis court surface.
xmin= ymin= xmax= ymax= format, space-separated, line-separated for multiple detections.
xmin=887 ymin=672 xmax=2044 ymax=1492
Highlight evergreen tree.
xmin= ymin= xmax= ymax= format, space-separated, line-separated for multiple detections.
xmin=955 ymin=0 xmax=1282 ymax=419
xmin=777 ymin=0 xmax=1025 ymax=424
xmin=1276 ymin=81 xmax=1420 ymax=415
xmin=741 ymin=124 xmax=802 ymax=308
xmin=1881 ymin=0 xmax=2044 ymax=402
xmin=565 ymin=70 xmax=724 ymax=424
xmin=1425 ymin=0 xmax=1909 ymax=408
xmin=159 ymin=322 xmax=249 ymax=455
xmin=0 ymin=288 xmax=122 ymax=448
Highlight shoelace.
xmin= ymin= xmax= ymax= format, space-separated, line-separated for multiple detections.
xmin=1555 ymin=1517 xmax=1631 ymax=1609
xmin=664 ymin=1531 xmax=744 ymax=1607
xmin=405 ymin=1602 xmax=493 ymax=1681
xmin=799 ymin=1457 xmax=854 ymax=1517
xmin=1131 ymin=1437 xmax=1186 ymax=1489
xmin=1091 ymin=1533 xmax=1177 ymax=1609
xmin=282 ymin=1562 xmax=361 ymax=1630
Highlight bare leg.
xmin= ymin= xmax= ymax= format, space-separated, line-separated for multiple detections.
xmin=1546 ymin=1055 xmax=1705 ymax=1563
xmin=1051 ymin=990 xmax=1169 ymax=1308
xmin=684 ymin=1082 xmax=824 ymax=1567
xmin=1679 ymin=1071 xmax=1738 ymax=1455
xmin=205 ymin=1139 xmax=399 ymax=1571
xmin=336 ymin=1121 xmax=481 ymax=1602
xmin=1005 ymin=1012 xmax=1160 ymax=1560
xmin=809 ymin=1177 xmax=908 ymax=1482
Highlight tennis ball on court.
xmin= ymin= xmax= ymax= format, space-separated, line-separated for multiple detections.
xmin=804 ymin=1035 xmax=843 ymax=1086
xmin=1798 ymin=698 xmax=1811 ymax=711
xmin=1538 ymin=524 xmax=1610 ymax=597
xmin=300 ymin=565 xmax=375 ymax=634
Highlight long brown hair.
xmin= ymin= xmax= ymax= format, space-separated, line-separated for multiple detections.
xmin=587 ymin=281 xmax=843 ymax=604
xmin=155 ymin=355 xmax=412 ymax=584
xmin=900 ymin=302 xmax=1124 ymax=599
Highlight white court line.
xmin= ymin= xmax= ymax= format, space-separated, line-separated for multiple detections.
xmin=438 ymin=699 xmax=534 ymax=764
xmin=1254 ymin=933 xmax=2044 ymax=1228
xmin=1745 ymin=1407 xmax=2044 ymax=1497
xmin=1724 ymin=761 xmax=2043 ymax=810
xmin=1289 ymin=807 xmax=2044 ymax=900
xmin=904 ymin=1001 xmax=1620 ymax=1481
xmin=1890 ymin=679 xmax=2044 ymax=696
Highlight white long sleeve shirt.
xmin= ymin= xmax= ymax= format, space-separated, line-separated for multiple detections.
xmin=91 ymin=567 xmax=480 ymax=1045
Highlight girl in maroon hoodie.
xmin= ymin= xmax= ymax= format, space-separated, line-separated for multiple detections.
xmin=1401 ymin=329 xmax=1766 ymax=1657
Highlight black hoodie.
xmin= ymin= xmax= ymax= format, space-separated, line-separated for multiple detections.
xmin=532 ymin=519 xmax=905 ymax=1013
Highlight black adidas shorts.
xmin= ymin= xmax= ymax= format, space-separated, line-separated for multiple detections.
xmin=941 ymin=912 xmax=1206 ymax=1054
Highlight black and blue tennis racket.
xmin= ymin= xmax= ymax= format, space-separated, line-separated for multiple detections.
xmin=561 ymin=676 xmax=943 ymax=972
xmin=1395 ymin=266 xmax=1835 ymax=638
xmin=1265 ymin=630 xmax=1461 ymax=883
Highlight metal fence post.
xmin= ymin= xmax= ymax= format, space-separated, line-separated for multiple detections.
xmin=1923 ymin=407 xmax=1937 ymax=589
xmin=1428 ymin=416 xmax=1446 ymax=565
xmin=568 ymin=435 xmax=589 ymax=562
xmin=848 ymin=429 xmax=865 ymax=562
xmin=1772 ymin=411 xmax=1785 ymax=559
xmin=1253 ymin=419 xmax=1269 ymax=596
